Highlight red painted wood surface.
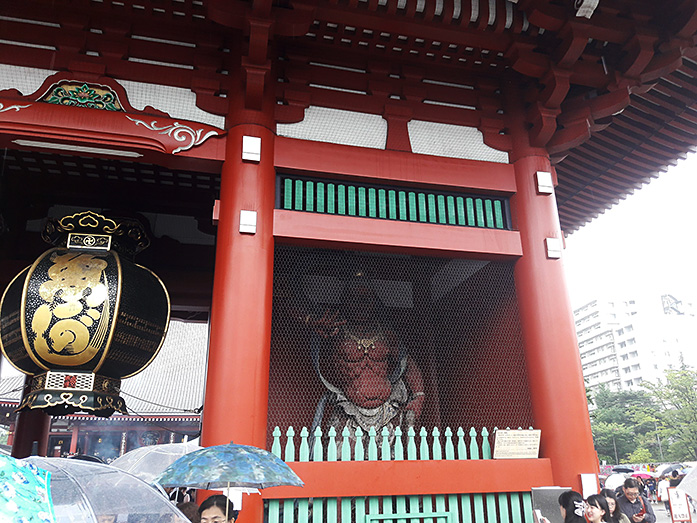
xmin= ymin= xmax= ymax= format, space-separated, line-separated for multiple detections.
xmin=263 ymin=458 xmax=554 ymax=499
xmin=275 ymin=137 xmax=516 ymax=194
xmin=507 ymin=87 xmax=599 ymax=493
xmin=273 ymin=210 xmax=522 ymax=260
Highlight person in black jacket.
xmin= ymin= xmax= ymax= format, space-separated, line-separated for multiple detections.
xmin=616 ymin=478 xmax=656 ymax=523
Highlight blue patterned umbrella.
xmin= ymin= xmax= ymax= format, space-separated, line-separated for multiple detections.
xmin=155 ymin=442 xmax=304 ymax=490
xmin=0 ymin=455 xmax=56 ymax=523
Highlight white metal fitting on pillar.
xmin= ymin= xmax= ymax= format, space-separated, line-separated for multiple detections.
xmin=545 ymin=237 xmax=563 ymax=259
xmin=242 ymin=136 xmax=261 ymax=162
xmin=535 ymin=171 xmax=554 ymax=194
xmin=239 ymin=210 xmax=257 ymax=234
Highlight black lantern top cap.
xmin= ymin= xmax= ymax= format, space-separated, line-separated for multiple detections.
xmin=41 ymin=211 xmax=150 ymax=258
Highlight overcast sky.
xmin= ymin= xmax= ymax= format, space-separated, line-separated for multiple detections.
xmin=562 ymin=151 xmax=697 ymax=308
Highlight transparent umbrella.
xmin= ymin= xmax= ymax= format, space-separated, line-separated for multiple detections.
xmin=111 ymin=439 xmax=203 ymax=484
xmin=23 ymin=456 xmax=188 ymax=523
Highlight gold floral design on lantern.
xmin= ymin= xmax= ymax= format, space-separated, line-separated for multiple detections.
xmin=30 ymin=251 xmax=110 ymax=366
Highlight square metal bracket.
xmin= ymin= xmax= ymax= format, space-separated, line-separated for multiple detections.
xmin=239 ymin=210 xmax=257 ymax=234
xmin=535 ymin=171 xmax=554 ymax=194
xmin=545 ymin=237 xmax=563 ymax=259
xmin=242 ymin=136 xmax=261 ymax=162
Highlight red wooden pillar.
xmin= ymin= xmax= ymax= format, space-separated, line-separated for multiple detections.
xmin=11 ymin=377 xmax=50 ymax=458
xmin=201 ymin=58 xmax=276 ymax=522
xmin=507 ymin=91 xmax=598 ymax=492
xmin=69 ymin=424 xmax=79 ymax=454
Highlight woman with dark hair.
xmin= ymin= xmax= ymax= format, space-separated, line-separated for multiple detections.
xmin=198 ymin=495 xmax=238 ymax=523
xmin=539 ymin=490 xmax=586 ymax=523
xmin=601 ymin=488 xmax=631 ymax=523
xmin=559 ymin=490 xmax=587 ymax=523
xmin=586 ymin=494 xmax=610 ymax=523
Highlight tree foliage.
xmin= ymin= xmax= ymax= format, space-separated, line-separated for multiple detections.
xmin=643 ymin=369 xmax=697 ymax=461
xmin=590 ymin=386 xmax=661 ymax=463
xmin=589 ymin=369 xmax=697 ymax=464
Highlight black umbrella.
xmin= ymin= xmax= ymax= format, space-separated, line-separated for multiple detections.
xmin=659 ymin=463 xmax=685 ymax=476
xmin=613 ymin=466 xmax=634 ymax=473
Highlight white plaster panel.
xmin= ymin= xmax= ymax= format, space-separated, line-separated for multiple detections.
xmin=118 ymin=79 xmax=224 ymax=128
xmin=408 ymin=120 xmax=509 ymax=163
xmin=277 ymin=106 xmax=387 ymax=149
xmin=0 ymin=64 xmax=57 ymax=95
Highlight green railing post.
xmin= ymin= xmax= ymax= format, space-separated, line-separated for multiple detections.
xmin=470 ymin=428 xmax=484 ymax=523
xmin=355 ymin=427 xmax=366 ymax=523
xmin=394 ymin=427 xmax=407 ymax=523
xmin=269 ymin=427 xmax=282 ymax=523
xmin=284 ymin=427 xmax=296 ymax=523
xmin=341 ymin=428 xmax=352 ymax=523
xmin=298 ymin=428 xmax=310 ymax=523
xmin=407 ymin=427 xmax=418 ymax=523
xmin=327 ymin=428 xmax=338 ymax=523
xmin=368 ymin=427 xmax=379 ymax=519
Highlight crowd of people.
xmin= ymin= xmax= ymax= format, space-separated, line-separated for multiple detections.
xmin=541 ymin=478 xmax=660 ymax=523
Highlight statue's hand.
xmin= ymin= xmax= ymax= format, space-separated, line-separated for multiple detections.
xmin=308 ymin=309 xmax=346 ymax=338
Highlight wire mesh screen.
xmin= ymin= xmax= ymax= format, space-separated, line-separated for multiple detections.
xmin=268 ymin=245 xmax=532 ymax=448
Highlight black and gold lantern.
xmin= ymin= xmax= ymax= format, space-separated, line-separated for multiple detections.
xmin=0 ymin=211 xmax=170 ymax=417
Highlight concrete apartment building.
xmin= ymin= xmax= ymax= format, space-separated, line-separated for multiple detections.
xmin=574 ymin=295 xmax=697 ymax=396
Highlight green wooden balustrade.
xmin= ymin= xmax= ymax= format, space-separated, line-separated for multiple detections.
xmin=278 ymin=176 xmax=510 ymax=230
xmin=265 ymin=426 xmax=535 ymax=523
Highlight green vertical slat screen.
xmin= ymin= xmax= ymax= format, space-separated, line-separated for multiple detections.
xmin=388 ymin=190 xmax=397 ymax=219
xmin=295 ymin=180 xmax=304 ymax=211
xmin=446 ymin=196 xmax=456 ymax=225
xmin=277 ymin=176 xmax=509 ymax=230
xmin=416 ymin=193 xmax=427 ymax=222
xmin=408 ymin=192 xmax=417 ymax=221
xmin=494 ymin=200 xmax=504 ymax=229
xmin=283 ymin=179 xmax=293 ymax=209
xmin=398 ymin=191 xmax=407 ymax=221
xmin=466 ymin=198 xmax=476 ymax=225
xmin=348 ymin=186 xmax=357 ymax=216
xmin=484 ymin=199 xmax=494 ymax=228
xmin=427 ymin=194 xmax=437 ymax=223
xmin=358 ymin=186 xmax=367 ymax=217
xmin=338 ymin=184 xmax=346 ymax=215
xmin=306 ymin=181 xmax=314 ymax=212
xmin=317 ymin=182 xmax=325 ymax=213
xmin=327 ymin=183 xmax=335 ymax=214
xmin=475 ymin=198 xmax=485 ymax=227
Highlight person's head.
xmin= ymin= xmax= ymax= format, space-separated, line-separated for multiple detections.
xmin=672 ymin=470 xmax=679 ymax=478
xmin=585 ymin=494 xmax=609 ymax=523
xmin=177 ymin=502 xmax=201 ymax=523
xmin=558 ymin=490 xmax=586 ymax=523
xmin=600 ymin=488 xmax=621 ymax=520
xmin=623 ymin=478 xmax=641 ymax=501
xmin=198 ymin=495 xmax=238 ymax=523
